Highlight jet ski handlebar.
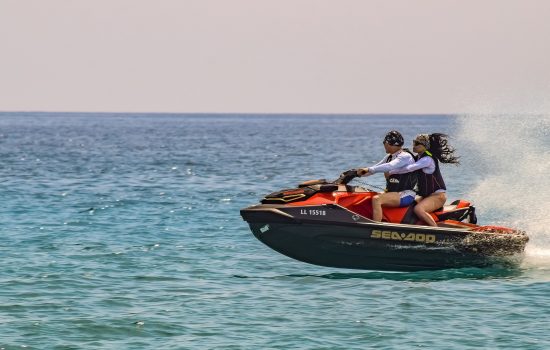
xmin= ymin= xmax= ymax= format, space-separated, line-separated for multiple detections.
xmin=334 ymin=169 xmax=361 ymax=185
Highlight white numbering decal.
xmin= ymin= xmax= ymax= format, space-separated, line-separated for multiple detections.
xmin=300 ymin=209 xmax=326 ymax=216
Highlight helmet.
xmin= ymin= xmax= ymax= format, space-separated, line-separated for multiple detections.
xmin=383 ymin=130 xmax=404 ymax=146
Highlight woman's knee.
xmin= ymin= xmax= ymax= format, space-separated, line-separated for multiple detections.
xmin=433 ymin=193 xmax=446 ymax=209
xmin=439 ymin=193 xmax=447 ymax=206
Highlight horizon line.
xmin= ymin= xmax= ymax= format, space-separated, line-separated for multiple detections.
xmin=0 ymin=110 xmax=463 ymax=116
xmin=0 ymin=110 xmax=547 ymax=117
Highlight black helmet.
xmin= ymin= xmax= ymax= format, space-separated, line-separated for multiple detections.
xmin=383 ymin=130 xmax=404 ymax=146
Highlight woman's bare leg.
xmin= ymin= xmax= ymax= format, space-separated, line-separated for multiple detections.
xmin=372 ymin=192 xmax=402 ymax=221
xmin=413 ymin=192 xmax=447 ymax=226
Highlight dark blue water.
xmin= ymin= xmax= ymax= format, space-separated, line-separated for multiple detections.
xmin=0 ymin=113 xmax=549 ymax=349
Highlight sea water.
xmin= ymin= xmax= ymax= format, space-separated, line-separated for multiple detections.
xmin=0 ymin=113 xmax=549 ymax=349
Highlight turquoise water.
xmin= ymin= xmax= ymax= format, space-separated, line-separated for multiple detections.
xmin=0 ymin=113 xmax=549 ymax=349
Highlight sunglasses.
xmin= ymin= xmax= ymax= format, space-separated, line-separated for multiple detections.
xmin=413 ymin=141 xmax=425 ymax=146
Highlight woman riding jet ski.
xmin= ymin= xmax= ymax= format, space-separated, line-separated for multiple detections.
xmin=240 ymin=136 xmax=528 ymax=271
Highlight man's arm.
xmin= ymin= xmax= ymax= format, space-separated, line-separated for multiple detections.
xmin=357 ymin=155 xmax=389 ymax=176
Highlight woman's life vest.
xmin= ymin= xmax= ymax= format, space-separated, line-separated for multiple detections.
xmin=416 ymin=151 xmax=446 ymax=197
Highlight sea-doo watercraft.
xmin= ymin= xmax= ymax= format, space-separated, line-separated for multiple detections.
xmin=240 ymin=170 xmax=528 ymax=271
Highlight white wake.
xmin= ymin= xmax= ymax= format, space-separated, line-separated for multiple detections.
xmin=455 ymin=113 xmax=550 ymax=266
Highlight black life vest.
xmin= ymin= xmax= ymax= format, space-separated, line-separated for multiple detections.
xmin=417 ymin=151 xmax=446 ymax=197
xmin=385 ymin=149 xmax=417 ymax=192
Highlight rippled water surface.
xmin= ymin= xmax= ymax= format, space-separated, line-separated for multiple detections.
xmin=0 ymin=113 xmax=549 ymax=349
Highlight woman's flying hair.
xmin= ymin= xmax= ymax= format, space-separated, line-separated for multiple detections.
xmin=429 ymin=133 xmax=460 ymax=164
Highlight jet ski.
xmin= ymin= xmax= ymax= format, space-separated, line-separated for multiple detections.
xmin=240 ymin=170 xmax=528 ymax=271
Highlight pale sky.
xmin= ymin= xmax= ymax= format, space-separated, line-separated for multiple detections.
xmin=1 ymin=0 xmax=550 ymax=114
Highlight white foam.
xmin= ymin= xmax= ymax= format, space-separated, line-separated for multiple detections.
xmin=455 ymin=113 xmax=550 ymax=264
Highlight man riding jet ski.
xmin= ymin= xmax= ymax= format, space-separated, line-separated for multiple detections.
xmin=355 ymin=130 xmax=419 ymax=223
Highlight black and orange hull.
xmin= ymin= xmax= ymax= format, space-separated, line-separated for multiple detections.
xmin=241 ymin=180 xmax=528 ymax=271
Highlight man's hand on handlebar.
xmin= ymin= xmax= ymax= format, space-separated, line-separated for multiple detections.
xmin=357 ymin=168 xmax=369 ymax=176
